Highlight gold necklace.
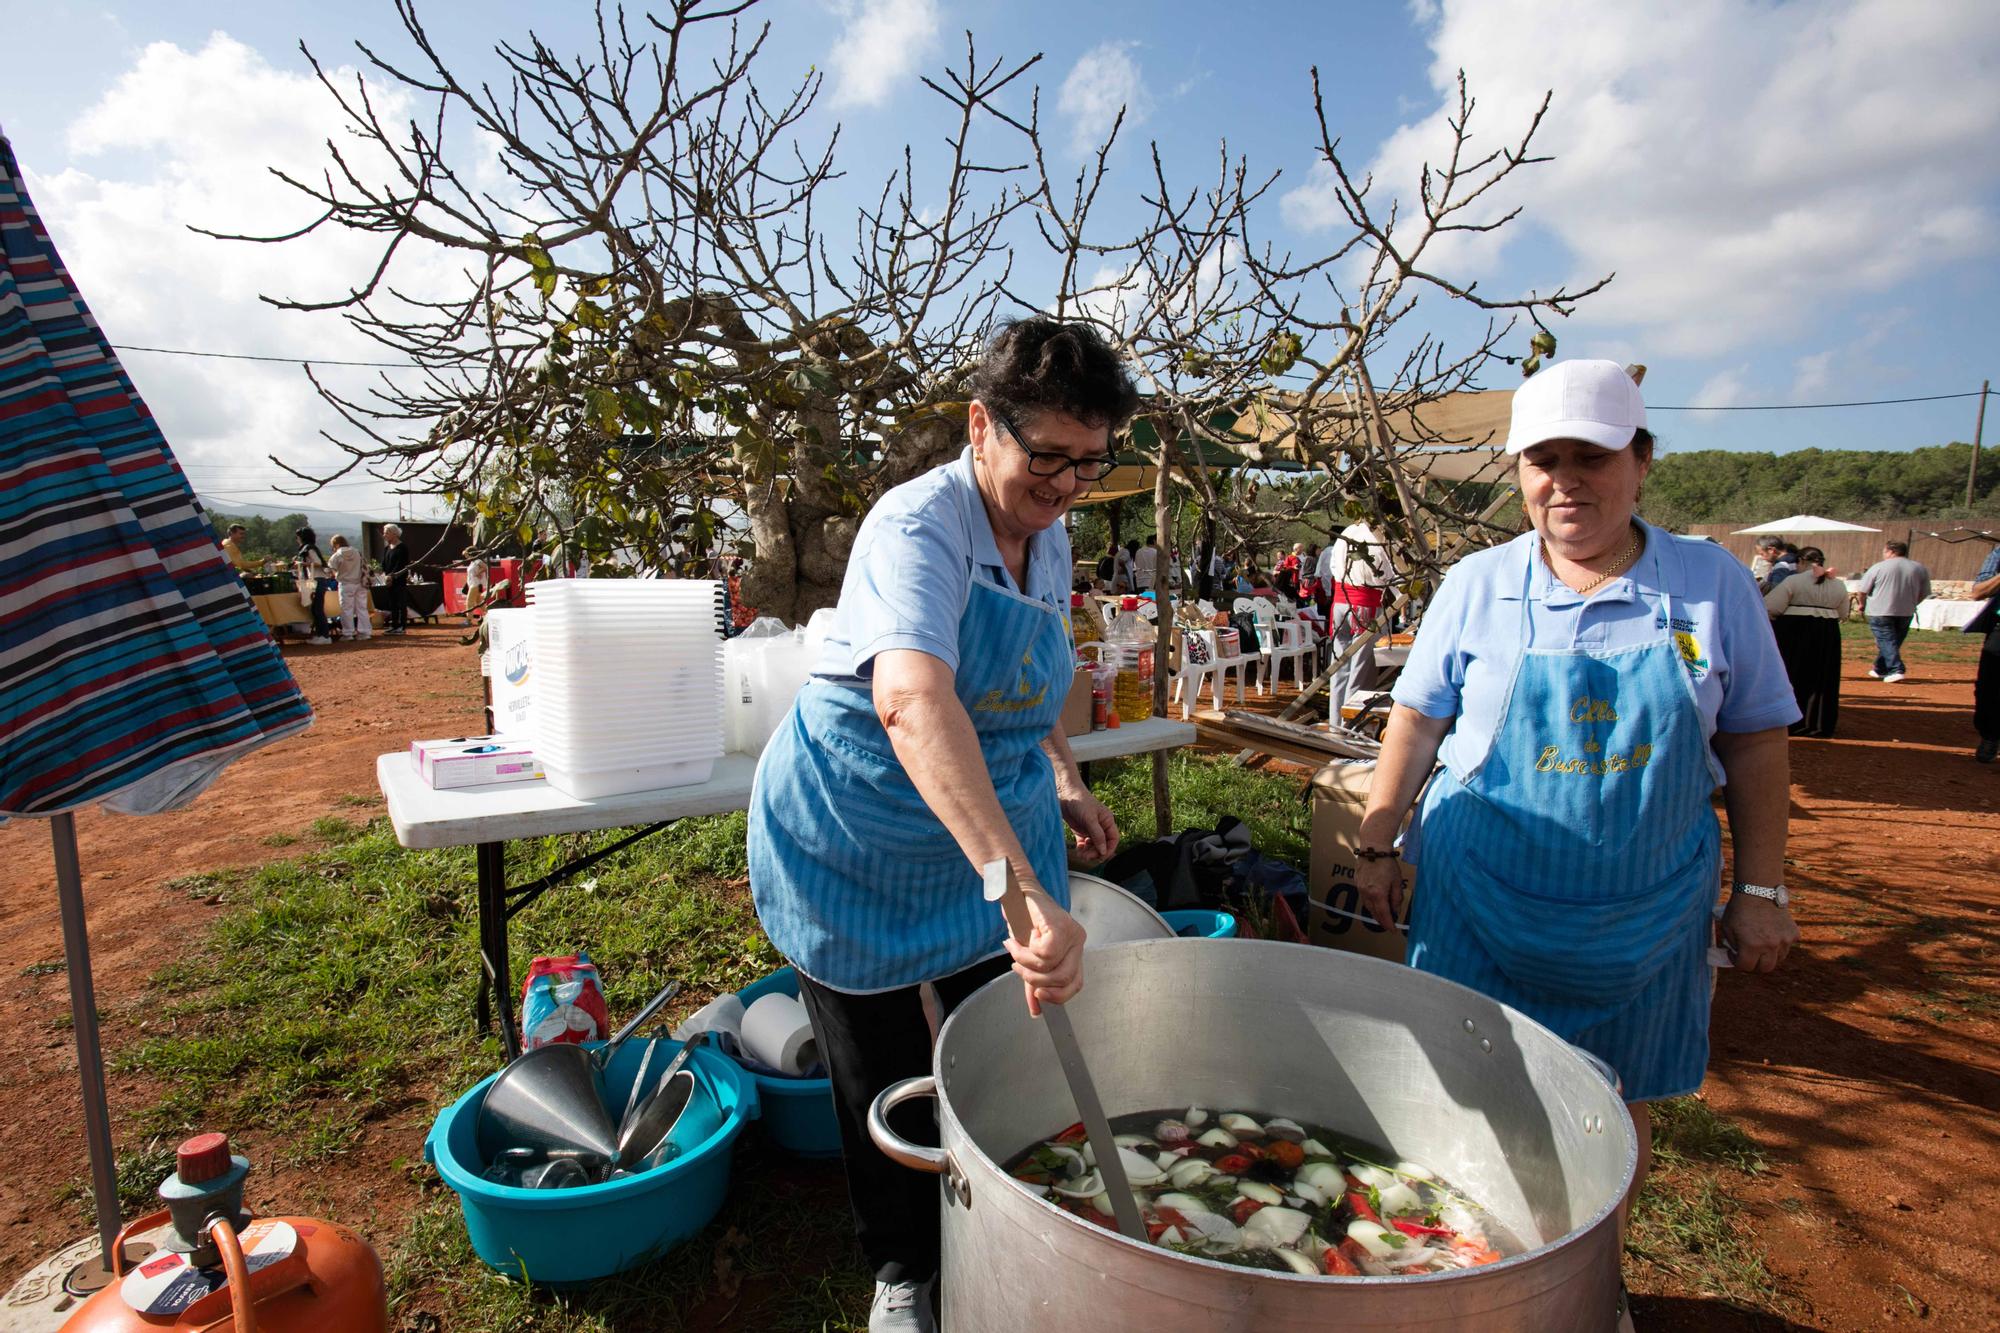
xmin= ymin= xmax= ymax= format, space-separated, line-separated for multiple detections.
xmin=1542 ymin=524 xmax=1641 ymax=596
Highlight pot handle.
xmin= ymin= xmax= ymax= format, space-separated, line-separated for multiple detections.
xmin=868 ymin=1076 xmax=944 ymax=1173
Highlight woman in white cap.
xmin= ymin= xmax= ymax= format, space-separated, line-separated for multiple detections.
xmin=1353 ymin=360 xmax=1802 ymax=1242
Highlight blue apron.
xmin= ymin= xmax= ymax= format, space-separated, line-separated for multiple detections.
xmin=749 ymin=572 xmax=1072 ymax=992
xmin=1408 ymin=536 xmax=1720 ymax=1100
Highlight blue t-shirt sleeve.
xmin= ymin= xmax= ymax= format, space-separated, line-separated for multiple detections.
xmin=844 ymin=506 xmax=971 ymax=676
xmin=1979 ymin=548 xmax=2000 ymax=582
xmin=1391 ymin=562 xmax=1471 ymax=719
xmin=1714 ymin=557 xmax=1801 ymax=732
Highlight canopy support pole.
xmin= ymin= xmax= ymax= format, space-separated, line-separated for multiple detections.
xmin=52 ymin=814 xmax=121 ymax=1271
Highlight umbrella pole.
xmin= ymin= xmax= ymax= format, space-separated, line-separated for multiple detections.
xmin=51 ymin=814 xmax=121 ymax=1271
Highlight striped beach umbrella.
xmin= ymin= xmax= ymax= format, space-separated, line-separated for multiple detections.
xmin=0 ymin=127 xmax=314 ymax=1278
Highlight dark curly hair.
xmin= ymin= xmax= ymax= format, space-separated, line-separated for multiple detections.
xmin=968 ymin=317 xmax=1140 ymax=434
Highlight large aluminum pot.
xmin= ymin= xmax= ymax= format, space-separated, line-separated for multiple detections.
xmin=1067 ymin=871 xmax=1173 ymax=947
xmin=869 ymin=939 xmax=1634 ymax=1332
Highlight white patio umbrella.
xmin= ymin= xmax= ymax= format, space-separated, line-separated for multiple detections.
xmin=1732 ymin=515 xmax=1882 ymax=534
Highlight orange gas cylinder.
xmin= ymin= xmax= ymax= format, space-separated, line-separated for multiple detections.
xmin=60 ymin=1135 xmax=388 ymax=1333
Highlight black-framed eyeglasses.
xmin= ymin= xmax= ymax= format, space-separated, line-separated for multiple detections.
xmin=994 ymin=410 xmax=1116 ymax=481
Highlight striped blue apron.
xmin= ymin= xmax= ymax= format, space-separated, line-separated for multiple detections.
xmin=749 ymin=573 xmax=1071 ymax=992
xmin=1408 ymin=538 xmax=1720 ymax=1100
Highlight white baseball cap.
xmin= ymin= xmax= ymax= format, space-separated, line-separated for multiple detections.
xmin=1505 ymin=358 xmax=1646 ymax=454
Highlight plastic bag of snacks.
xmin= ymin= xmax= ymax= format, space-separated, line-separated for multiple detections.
xmin=520 ymin=952 xmax=610 ymax=1050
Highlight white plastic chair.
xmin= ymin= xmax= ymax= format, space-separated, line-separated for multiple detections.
xmin=1249 ymin=601 xmax=1316 ymax=694
xmin=1171 ymin=627 xmax=1253 ymax=718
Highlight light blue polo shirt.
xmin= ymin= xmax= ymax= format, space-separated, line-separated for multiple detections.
xmin=812 ymin=447 xmax=1073 ymax=683
xmin=1393 ymin=521 xmax=1800 ymax=786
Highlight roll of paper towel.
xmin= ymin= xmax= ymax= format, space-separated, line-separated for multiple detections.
xmin=739 ymin=991 xmax=819 ymax=1075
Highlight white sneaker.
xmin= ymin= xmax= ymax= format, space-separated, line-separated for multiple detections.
xmin=1866 ymin=668 xmax=1882 ymax=679
xmin=869 ymin=1279 xmax=937 ymax=1333
xmin=1883 ymin=672 xmax=1906 ymax=684
xmin=307 ymin=636 xmax=331 ymax=645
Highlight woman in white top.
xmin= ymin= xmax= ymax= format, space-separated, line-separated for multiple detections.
xmin=1763 ymin=545 xmax=1849 ymax=738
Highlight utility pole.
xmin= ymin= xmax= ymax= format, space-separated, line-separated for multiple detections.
xmin=1970 ymin=379 xmax=1990 ymax=509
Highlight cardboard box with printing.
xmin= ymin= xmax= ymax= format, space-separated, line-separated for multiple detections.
xmin=1308 ymin=759 xmax=1412 ymax=963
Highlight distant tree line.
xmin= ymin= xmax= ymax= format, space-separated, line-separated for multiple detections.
xmin=207 ymin=512 xmax=311 ymax=564
xmin=1640 ymin=441 xmax=1998 ymax=527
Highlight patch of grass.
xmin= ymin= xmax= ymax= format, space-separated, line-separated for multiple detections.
xmin=21 ymin=960 xmax=66 ymax=977
xmin=309 ymin=816 xmax=365 ymax=843
xmin=261 ymin=832 xmax=298 ymax=848
xmin=1627 ymin=1173 xmax=1781 ymax=1306
xmin=1089 ymin=751 xmax=1311 ymax=864
xmin=1650 ymin=1096 xmax=1766 ymax=1175
xmin=64 ymin=1136 xmax=179 ymax=1226
xmin=1627 ymin=1097 xmax=1784 ymax=1313
xmin=338 ymin=792 xmax=384 ymax=808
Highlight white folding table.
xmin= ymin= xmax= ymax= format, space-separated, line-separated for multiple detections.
xmin=377 ymin=716 xmax=1197 ymax=1038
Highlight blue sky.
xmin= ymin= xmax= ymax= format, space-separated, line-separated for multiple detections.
xmin=8 ymin=0 xmax=1998 ymax=517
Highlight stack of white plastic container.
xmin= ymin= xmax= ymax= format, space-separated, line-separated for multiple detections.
xmin=526 ymin=579 xmax=726 ymax=798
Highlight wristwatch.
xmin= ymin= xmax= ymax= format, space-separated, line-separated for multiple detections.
xmin=1731 ymin=881 xmax=1790 ymax=907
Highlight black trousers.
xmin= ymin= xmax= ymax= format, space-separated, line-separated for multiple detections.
xmin=1977 ymin=627 xmax=2000 ymax=741
xmin=1773 ymin=614 xmax=1841 ymax=738
xmin=794 ymin=953 xmax=1016 ymax=1283
xmin=385 ymin=577 xmax=408 ymax=629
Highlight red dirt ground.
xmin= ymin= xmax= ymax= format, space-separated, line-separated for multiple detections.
xmin=0 ymin=625 xmax=1995 ymax=1332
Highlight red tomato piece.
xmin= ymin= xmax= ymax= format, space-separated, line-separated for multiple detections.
xmin=1346 ymin=1191 xmax=1381 ymax=1224
xmin=1054 ymin=1123 xmax=1088 ymax=1144
xmin=1321 ymin=1245 xmax=1360 ymax=1277
xmin=1266 ymin=1141 xmax=1305 ymax=1170
xmin=1228 ymin=1197 xmax=1266 ymax=1225
xmin=1391 ymin=1218 xmax=1455 ymax=1238
xmin=1214 ymin=1153 xmax=1254 ymax=1175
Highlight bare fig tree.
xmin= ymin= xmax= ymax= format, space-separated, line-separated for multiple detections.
xmin=223 ymin=0 xmax=1602 ymax=637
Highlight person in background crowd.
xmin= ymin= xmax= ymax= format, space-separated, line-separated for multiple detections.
xmin=1357 ymin=362 xmax=1799 ymax=1301
xmin=1132 ymin=534 xmax=1159 ymax=593
xmin=380 ymin=523 xmax=411 ymax=635
xmin=1097 ymin=541 xmax=1119 ymax=591
xmin=1275 ymin=542 xmax=1306 ymax=600
xmin=1317 ymin=516 xmax=1392 ymax=714
xmin=220 ymin=523 xmax=257 ymax=573
xmin=1167 ymin=546 xmax=1183 ymax=593
xmin=1969 ymin=543 xmax=2000 ymax=763
xmin=1115 ymin=539 xmax=1139 ymax=594
xmin=1855 ymin=540 xmax=1931 ymax=684
xmin=1764 ymin=546 xmax=1847 ymax=737
xmin=1193 ymin=538 xmax=1215 ymax=599
xmin=1750 ymin=536 xmax=1784 ymax=585
xmin=1760 ymin=543 xmax=1799 ymax=593
xmin=326 ymin=534 xmax=369 ymax=642
xmin=293 ymin=526 xmax=334 ymax=645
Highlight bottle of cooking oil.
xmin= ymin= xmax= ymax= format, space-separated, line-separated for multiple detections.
xmin=1070 ymin=592 xmax=1100 ymax=649
xmin=1105 ymin=596 xmax=1154 ymax=724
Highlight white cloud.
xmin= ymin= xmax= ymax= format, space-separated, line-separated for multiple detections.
xmin=1790 ymin=351 xmax=1836 ymax=401
xmin=1059 ymin=41 xmax=1149 ymax=155
xmin=1286 ymin=0 xmax=2000 ymax=357
xmin=31 ymin=33 xmax=490 ymax=517
xmin=826 ymin=0 xmax=941 ymax=109
xmin=1687 ymin=366 xmax=1752 ymax=420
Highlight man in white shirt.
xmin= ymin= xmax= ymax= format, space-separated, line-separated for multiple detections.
xmin=1314 ymin=521 xmax=1391 ymax=715
xmin=1855 ymin=540 xmax=1932 ymax=683
xmin=1131 ymin=536 xmax=1159 ymax=593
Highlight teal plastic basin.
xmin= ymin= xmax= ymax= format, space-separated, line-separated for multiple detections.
xmin=732 ymin=967 xmax=842 ymax=1157
xmin=1161 ymin=908 xmax=1237 ymax=939
xmin=426 ymin=1040 xmax=758 ymax=1286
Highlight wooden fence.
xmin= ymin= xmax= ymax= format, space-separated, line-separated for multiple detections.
xmin=1685 ymin=521 xmax=1999 ymax=582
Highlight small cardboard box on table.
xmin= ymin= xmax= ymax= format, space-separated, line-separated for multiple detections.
xmin=1060 ymin=667 xmax=1094 ymax=736
xmin=1307 ymin=759 xmax=1411 ymax=963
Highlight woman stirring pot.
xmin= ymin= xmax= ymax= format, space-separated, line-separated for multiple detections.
xmin=1356 ymin=360 xmax=1803 ymax=1254
xmin=749 ymin=318 xmax=1135 ymax=1332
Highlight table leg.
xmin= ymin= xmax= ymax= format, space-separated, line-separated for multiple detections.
xmin=475 ymin=841 xmax=511 ymax=1040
